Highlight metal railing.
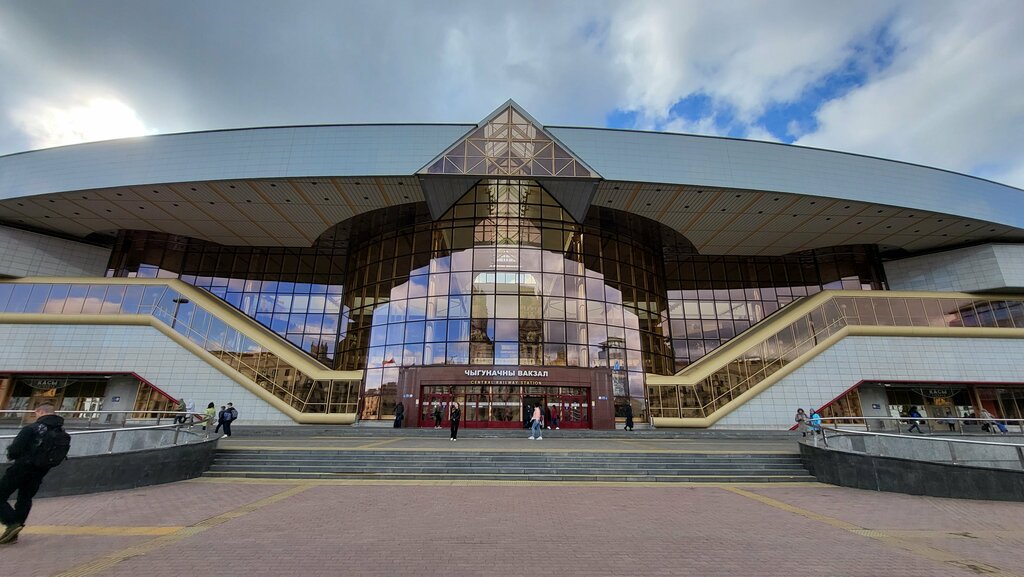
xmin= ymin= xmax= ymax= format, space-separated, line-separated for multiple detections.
xmin=805 ymin=416 xmax=1024 ymax=470
xmin=812 ymin=415 xmax=1024 ymax=436
xmin=0 ymin=420 xmax=219 ymax=454
xmin=0 ymin=409 xmax=206 ymax=429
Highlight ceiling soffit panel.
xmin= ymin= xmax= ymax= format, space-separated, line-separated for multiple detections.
xmin=417 ymin=100 xmax=601 ymax=220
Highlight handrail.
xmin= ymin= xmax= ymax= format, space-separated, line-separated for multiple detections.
xmin=811 ymin=421 xmax=1024 ymax=469
xmin=0 ymin=277 xmax=362 ymax=422
xmin=0 ymin=409 xmax=208 ymax=430
xmin=1 ymin=410 xmax=192 ymax=415
xmin=815 ymin=415 xmax=1024 ymax=435
xmin=0 ymin=422 xmax=187 ymax=440
xmin=824 ymin=425 xmax=1024 ymax=448
xmin=0 ymin=421 xmax=215 ymax=452
xmin=647 ymin=290 xmax=1024 ymax=426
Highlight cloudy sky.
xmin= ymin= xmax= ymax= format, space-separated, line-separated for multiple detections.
xmin=1 ymin=0 xmax=1022 ymax=188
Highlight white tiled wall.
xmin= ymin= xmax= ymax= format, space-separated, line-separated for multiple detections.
xmin=884 ymin=243 xmax=1024 ymax=292
xmin=0 ymin=323 xmax=294 ymax=424
xmin=712 ymin=336 xmax=1024 ymax=429
xmin=0 ymin=225 xmax=110 ymax=278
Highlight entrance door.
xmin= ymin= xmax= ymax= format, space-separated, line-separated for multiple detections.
xmin=557 ymin=394 xmax=590 ymax=429
xmin=420 ymin=393 xmax=451 ymax=428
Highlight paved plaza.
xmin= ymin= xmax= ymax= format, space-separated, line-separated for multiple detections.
xmin=4 ymin=466 xmax=1024 ymax=576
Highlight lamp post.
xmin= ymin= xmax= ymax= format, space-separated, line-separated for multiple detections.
xmin=170 ymin=297 xmax=190 ymax=329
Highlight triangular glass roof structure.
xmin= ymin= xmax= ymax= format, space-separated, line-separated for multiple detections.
xmin=420 ymin=100 xmax=597 ymax=178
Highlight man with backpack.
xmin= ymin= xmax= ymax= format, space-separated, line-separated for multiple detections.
xmin=0 ymin=404 xmax=71 ymax=545
xmin=222 ymin=403 xmax=238 ymax=437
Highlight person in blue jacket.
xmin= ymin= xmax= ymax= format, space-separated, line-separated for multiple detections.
xmin=809 ymin=409 xmax=822 ymax=434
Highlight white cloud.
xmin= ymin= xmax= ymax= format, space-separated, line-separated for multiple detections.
xmin=0 ymin=1 xmax=1020 ymax=190
xmin=10 ymin=97 xmax=156 ymax=150
xmin=794 ymin=2 xmax=1024 ymax=188
xmin=606 ymin=2 xmax=891 ymax=126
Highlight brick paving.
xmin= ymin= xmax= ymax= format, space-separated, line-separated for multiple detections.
xmin=3 ymin=480 xmax=1024 ymax=577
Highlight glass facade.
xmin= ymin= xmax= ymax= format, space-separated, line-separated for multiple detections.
xmin=0 ymin=281 xmax=361 ymax=415
xmin=0 ymin=373 xmax=176 ymax=418
xmin=343 ymin=180 xmax=663 ymax=418
xmin=647 ymin=294 xmax=1024 ymax=419
xmin=424 ymin=106 xmax=592 ymax=177
xmin=97 ymin=178 xmax=901 ymax=421
xmin=663 ymin=246 xmax=885 ymax=371
xmin=107 ymin=233 xmax=345 ymax=366
xmin=821 ymin=382 xmax=1024 ymax=432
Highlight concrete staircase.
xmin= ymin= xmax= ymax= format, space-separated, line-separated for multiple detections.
xmin=204 ymin=449 xmax=813 ymax=483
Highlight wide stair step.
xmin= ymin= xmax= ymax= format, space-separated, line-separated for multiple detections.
xmin=204 ymin=449 xmax=813 ymax=483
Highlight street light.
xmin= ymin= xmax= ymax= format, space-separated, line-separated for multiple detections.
xmin=170 ymin=297 xmax=190 ymax=329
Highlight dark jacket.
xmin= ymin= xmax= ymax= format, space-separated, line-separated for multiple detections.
xmin=450 ymin=407 xmax=461 ymax=423
xmin=218 ymin=409 xmax=228 ymax=423
xmin=395 ymin=403 xmax=405 ymax=417
xmin=6 ymin=414 xmax=65 ymax=464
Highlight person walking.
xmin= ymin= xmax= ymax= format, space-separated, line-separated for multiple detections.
xmin=809 ymin=409 xmax=822 ymax=435
xmin=907 ymin=406 xmax=923 ymax=434
xmin=222 ymin=403 xmax=238 ymax=437
xmin=794 ymin=408 xmax=808 ymax=437
xmin=432 ymin=404 xmax=442 ymax=429
xmin=550 ymin=405 xmax=561 ymax=430
xmin=394 ymin=401 xmax=405 ymax=428
xmin=543 ymin=404 xmax=553 ymax=430
xmin=215 ymin=405 xmax=227 ymax=434
xmin=174 ymin=398 xmax=187 ymax=424
xmin=449 ymin=402 xmax=461 ymax=441
xmin=184 ymin=399 xmax=196 ymax=426
xmin=938 ymin=410 xmax=957 ymax=432
xmin=980 ymin=409 xmax=1005 ymax=434
xmin=529 ymin=405 xmax=543 ymax=440
xmin=1 ymin=404 xmax=71 ymax=545
xmin=203 ymin=402 xmax=216 ymax=431
xmin=624 ymin=403 xmax=635 ymax=431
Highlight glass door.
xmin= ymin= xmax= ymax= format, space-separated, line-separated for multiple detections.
xmin=557 ymin=393 xmax=590 ymax=429
xmin=420 ymin=392 xmax=452 ymax=428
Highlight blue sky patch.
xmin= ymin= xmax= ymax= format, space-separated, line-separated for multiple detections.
xmin=606 ymin=18 xmax=900 ymax=143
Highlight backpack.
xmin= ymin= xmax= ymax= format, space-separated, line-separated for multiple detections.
xmin=31 ymin=423 xmax=72 ymax=468
xmin=228 ymin=407 xmax=238 ymax=421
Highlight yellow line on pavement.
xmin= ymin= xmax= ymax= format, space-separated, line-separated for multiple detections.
xmin=50 ymin=484 xmax=310 ymax=577
xmin=354 ymin=437 xmax=404 ymax=449
xmin=309 ymin=436 xmax=381 ymax=439
xmin=725 ymin=487 xmax=1022 ymax=577
xmin=24 ymin=525 xmax=183 ymax=536
xmin=856 ymin=529 xmax=1024 ymax=539
xmin=725 ymin=486 xmax=860 ymax=530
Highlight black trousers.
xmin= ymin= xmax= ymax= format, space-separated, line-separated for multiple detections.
xmin=450 ymin=420 xmax=460 ymax=439
xmin=0 ymin=463 xmax=48 ymax=526
xmin=222 ymin=421 xmax=232 ymax=436
xmin=433 ymin=416 xmax=441 ymax=427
